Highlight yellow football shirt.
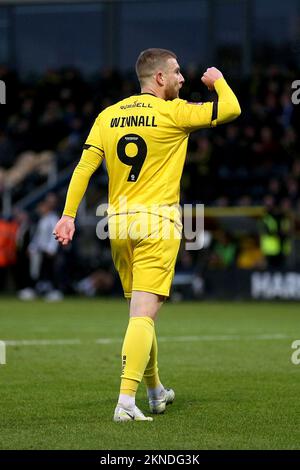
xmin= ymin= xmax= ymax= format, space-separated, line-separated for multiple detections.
xmin=63 ymin=77 xmax=241 ymax=221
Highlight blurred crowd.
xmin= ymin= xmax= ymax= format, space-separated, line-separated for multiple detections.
xmin=0 ymin=191 xmax=118 ymax=299
xmin=0 ymin=63 xmax=299 ymax=298
xmin=0 ymin=64 xmax=299 ymax=207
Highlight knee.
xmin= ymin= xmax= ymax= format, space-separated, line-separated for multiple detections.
xmin=129 ymin=291 xmax=165 ymax=320
xmin=130 ymin=307 xmax=158 ymax=321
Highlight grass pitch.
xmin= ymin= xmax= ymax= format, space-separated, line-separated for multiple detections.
xmin=0 ymin=298 xmax=299 ymax=450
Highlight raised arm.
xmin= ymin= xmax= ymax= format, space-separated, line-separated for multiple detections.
xmin=174 ymin=67 xmax=241 ymax=132
xmin=202 ymin=67 xmax=241 ymax=125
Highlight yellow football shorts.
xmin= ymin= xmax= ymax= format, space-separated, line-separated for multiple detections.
xmin=109 ymin=212 xmax=182 ymax=298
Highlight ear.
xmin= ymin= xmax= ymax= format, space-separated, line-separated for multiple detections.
xmin=155 ymin=71 xmax=165 ymax=87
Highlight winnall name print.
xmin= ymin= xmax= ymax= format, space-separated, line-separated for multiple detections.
xmin=0 ymin=80 xmax=6 ymax=104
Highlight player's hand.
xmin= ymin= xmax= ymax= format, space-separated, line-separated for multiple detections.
xmin=53 ymin=215 xmax=75 ymax=246
xmin=201 ymin=67 xmax=223 ymax=91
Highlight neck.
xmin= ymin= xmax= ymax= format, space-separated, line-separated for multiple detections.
xmin=141 ymin=85 xmax=165 ymax=100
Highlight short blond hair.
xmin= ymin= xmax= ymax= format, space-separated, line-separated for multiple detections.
xmin=135 ymin=48 xmax=177 ymax=86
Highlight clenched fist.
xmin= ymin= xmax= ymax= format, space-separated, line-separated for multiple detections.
xmin=201 ymin=67 xmax=223 ymax=91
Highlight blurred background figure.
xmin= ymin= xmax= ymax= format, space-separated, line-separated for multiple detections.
xmin=0 ymin=217 xmax=18 ymax=291
xmin=18 ymin=193 xmax=62 ymax=301
xmin=208 ymin=231 xmax=237 ymax=270
xmin=13 ymin=209 xmax=33 ymax=293
xmin=236 ymin=235 xmax=266 ymax=270
xmin=74 ymin=268 xmax=116 ymax=297
xmin=260 ymin=195 xmax=292 ymax=270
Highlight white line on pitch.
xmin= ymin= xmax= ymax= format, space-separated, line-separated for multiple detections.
xmin=3 ymin=333 xmax=291 ymax=347
xmin=160 ymin=333 xmax=290 ymax=342
xmin=95 ymin=333 xmax=290 ymax=344
xmin=5 ymin=339 xmax=81 ymax=346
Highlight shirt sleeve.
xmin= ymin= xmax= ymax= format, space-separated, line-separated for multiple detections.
xmin=173 ymin=77 xmax=241 ymax=132
xmin=83 ymin=114 xmax=105 ymax=158
xmin=63 ymin=148 xmax=103 ymax=218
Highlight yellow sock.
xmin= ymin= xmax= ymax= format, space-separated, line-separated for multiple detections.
xmin=120 ymin=316 xmax=154 ymax=397
xmin=143 ymin=328 xmax=161 ymax=389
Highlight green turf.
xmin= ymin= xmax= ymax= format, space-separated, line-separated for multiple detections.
xmin=0 ymin=298 xmax=299 ymax=450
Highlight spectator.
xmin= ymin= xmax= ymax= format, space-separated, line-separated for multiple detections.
xmin=208 ymin=230 xmax=237 ymax=269
xmin=236 ymin=236 xmax=265 ymax=270
xmin=13 ymin=209 xmax=33 ymax=293
xmin=0 ymin=218 xmax=18 ymax=290
xmin=259 ymin=195 xmax=292 ymax=269
xmin=18 ymin=193 xmax=62 ymax=301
